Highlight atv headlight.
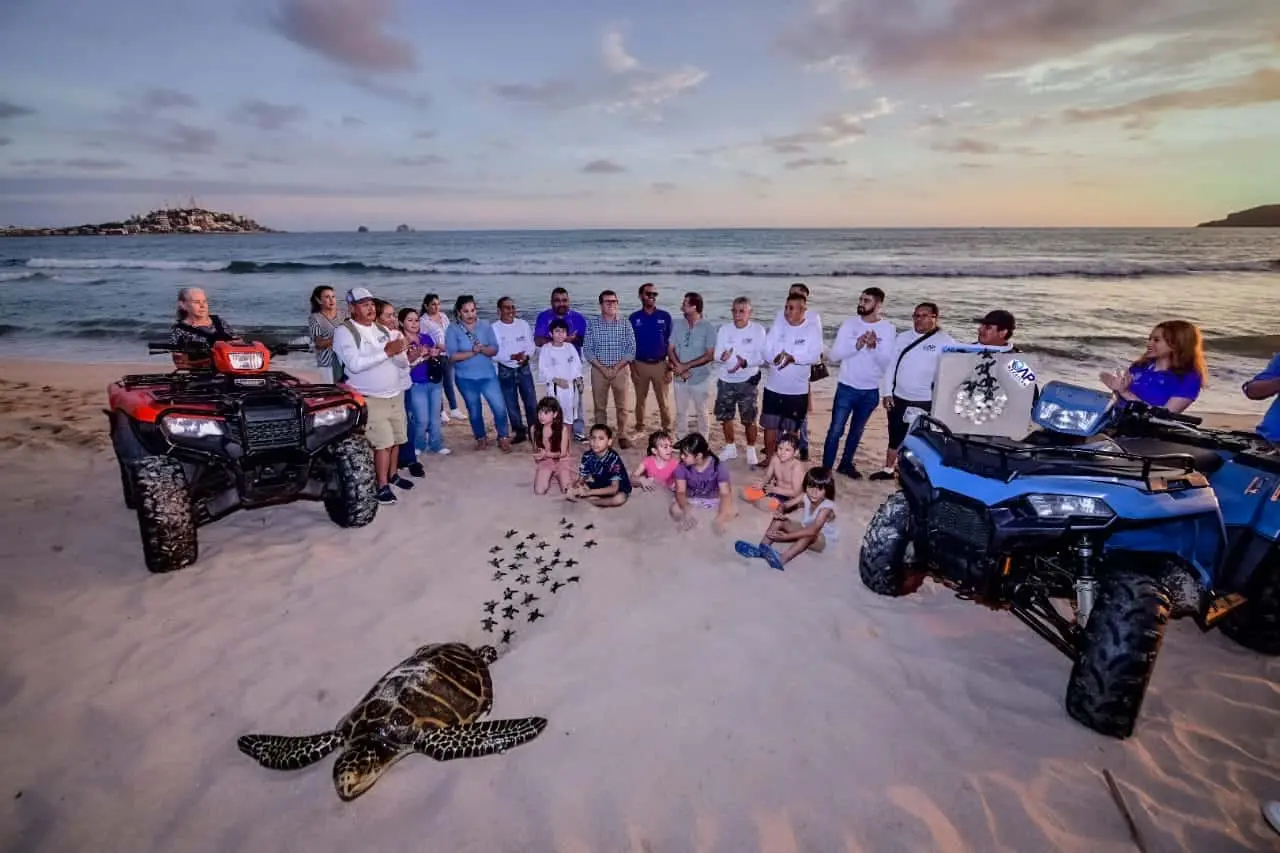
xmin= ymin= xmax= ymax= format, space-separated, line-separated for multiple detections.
xmin=1034 ymin=401 xmax=1104 ymax=435
xmin=227 ymin=351 xmax=264 ymax=371
xmin=311 ymin=406 xmax=351 ymax=428
xmin=162 ymin=415 xmax=226 ymax=438
xmin=1025 ymin=494 xmax=1114 ymax=520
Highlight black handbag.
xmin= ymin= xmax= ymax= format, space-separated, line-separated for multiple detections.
xmin=810 ymin=361 xmax=830 ymax=382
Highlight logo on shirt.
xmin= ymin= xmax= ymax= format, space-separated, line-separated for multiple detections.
xmin=1007 ymin=359 xmax=1036 ymax=387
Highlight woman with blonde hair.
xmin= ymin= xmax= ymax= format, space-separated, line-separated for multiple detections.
xmin=1101 ymin=319 xmax=1207 ymax=414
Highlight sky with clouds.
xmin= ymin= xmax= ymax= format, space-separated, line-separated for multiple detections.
xmin=1 ymin=0 xmax=1277 ymax=230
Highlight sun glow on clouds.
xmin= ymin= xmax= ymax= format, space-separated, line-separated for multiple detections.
xmin=0 ymin=0 xmax=1277 ymax=228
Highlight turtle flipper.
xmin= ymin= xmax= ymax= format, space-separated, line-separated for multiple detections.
xmin=237 ymin=732 xmax=343 ymax=770
xmin=332 ymin=736 xmax=404 ymax=801
xmin=415 ymin=717 xmax=548 ymax=761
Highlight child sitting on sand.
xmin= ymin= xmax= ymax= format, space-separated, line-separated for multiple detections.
xmin=532 ymin=396 xmax=576 ymax=495
xmin=735 ymin=466 xmax=837 ymax=570
xmin=671 ymin=432 xmax=737 ymax=533
xmin=739 ymin=431 xmax=805 ymax=512
xmin=566 ymin=423 xmax=631 ymax=507
xmin=631 ymin=429 xmax=678 ymax=491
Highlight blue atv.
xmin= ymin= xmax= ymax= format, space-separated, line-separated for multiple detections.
xmin=858 ymin=380 xmax=1280 ymax=739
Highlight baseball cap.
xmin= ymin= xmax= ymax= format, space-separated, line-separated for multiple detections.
xmin=979 ymin=309 xmax=1016 ymax=333
xmin=346 ymin=286 xmax=375 ymax=304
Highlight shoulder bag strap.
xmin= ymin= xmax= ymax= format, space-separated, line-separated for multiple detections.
xmin=890 ymin=328 xmax=939 ymax=398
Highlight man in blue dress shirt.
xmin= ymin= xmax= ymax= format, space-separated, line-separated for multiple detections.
xmin=629 ymin=282 xmax=674 ymax=433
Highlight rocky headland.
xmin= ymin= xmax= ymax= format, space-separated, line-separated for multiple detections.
xmin=2 ymin=207 xmax=277 ymax=237
xmin=1196 ymin=204 xmax=1280 ymax=227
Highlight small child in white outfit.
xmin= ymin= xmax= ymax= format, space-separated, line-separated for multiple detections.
xmin=735 ymin=466 xmax=837 ymax=570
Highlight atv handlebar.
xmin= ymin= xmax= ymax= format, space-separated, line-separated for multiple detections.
xmin=147 ymin=340 xmax=311 ymax=356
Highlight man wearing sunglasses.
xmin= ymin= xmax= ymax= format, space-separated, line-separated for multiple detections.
xmin=629 ymin=282 xmax=674 ymax=433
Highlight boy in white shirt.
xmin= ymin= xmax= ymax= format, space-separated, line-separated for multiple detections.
xmin=536 ymin=318 xmax=584 ymax=435
xmin=823 ymin=286 xmax=895 ymax=478
xmin=493 ymin=296 xmax=538 ymax=444
xmin=713 ymin=296 xmax=768 ymax=464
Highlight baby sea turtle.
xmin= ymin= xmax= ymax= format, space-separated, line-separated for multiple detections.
xmin=236 ymin=643 xmax=547 ymax=801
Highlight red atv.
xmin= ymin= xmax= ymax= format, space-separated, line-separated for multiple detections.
xmin=106 ymin=339 xmax=378 ymax=573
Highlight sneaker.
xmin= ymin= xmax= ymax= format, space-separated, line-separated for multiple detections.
xmin=1266 ymin=801 xmax=1280 ymax=835
xmin=836 ymin=464 xmax=861 ymax=480
xmin=574 ymin=433 xmax=587 ymax=443
xmin=441 ymin=410 xmax=451 ymax=424
xmin=868 ymin=468 xmax=895 ymax=481
xmin=433 ymin=447 xmax=452 ymax=456
xmin=745 ymin=446 xmax=759 ymax=467
xmin=391 ymin=474 xmax=415 ymax=490
xmin=450 ymin=408 xmax=465 ymax=419
xmin=407 ymin=462 xmax=426 ymax=478
xmin=760 ymin=545 xmax=786 ymax=571
xmin=734 ymin=540 xmax=762 ymax=559
xmin=721 ymin=444 xmax=738 ymax=461
xmin=377 ymin=485 xmax=397 ymax=505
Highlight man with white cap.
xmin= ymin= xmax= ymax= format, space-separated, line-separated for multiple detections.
xmin=332 ymin=286 xmax=413 ymax=506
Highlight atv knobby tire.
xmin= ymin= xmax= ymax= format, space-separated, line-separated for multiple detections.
xmin=1219 ymin=555 xmax=1280 ymax=655
xmin=133 ymin=455 xmax=198 ymax=574
xmin=324 ymin=435 xmax=378 ymax=528
xmin=1065 ymin=572 xmax=1170 ymax=738
xmin=859 ymin=491 xmax=922 ymax=596
xmin=117 ymin=458 xmax=138 ymax=510
xmin=110 ymin=419 xmax=141 ymax=510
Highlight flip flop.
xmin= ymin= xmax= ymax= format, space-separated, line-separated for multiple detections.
xmin=734 ymin=541 xmax=762 ymax=559
xmin=760 ymin=545 xmax=786 ymax=571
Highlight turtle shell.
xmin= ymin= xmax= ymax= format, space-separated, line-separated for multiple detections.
xmin=338 ymin=643 xmax=495 ymax=746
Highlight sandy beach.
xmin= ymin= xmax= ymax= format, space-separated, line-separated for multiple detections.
xmin=1 ymin=358 xmax=1277 ymax=853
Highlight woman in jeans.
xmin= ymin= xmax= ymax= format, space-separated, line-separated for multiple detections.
xmin=419 ymin=292 xmax=464 ymax=422
xmin=445 ymin=295 xmax=511 ymax=452
xmin=398 ymin=307 xmax=451 ymax=460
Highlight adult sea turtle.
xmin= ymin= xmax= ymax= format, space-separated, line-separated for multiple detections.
xmin=237 ymin=642 xmax=547 ymax=800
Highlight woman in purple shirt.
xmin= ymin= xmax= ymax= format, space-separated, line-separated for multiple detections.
xmin=1101 ymin=320 xmax=1207 ymax=414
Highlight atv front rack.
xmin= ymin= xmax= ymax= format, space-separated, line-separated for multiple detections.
xmin=911 ymin=416 xmax=1200 ymax=486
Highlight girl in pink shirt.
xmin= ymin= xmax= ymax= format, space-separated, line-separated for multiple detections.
xmin=632 ymin=429 xmax=678 ymax=491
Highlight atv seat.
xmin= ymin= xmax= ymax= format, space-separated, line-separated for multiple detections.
xmin=1113 ymin=437 xmax=1225 ymax=474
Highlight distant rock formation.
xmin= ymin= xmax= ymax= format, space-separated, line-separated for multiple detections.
xmin=357 ymin=225 xmax=369 ymax=233
xmin=2 ymin=206 xmax=277 ymax=237
xmin=1197 ymin=205 xmax=1280 ymax=227
xmin=395 ymin=224 xmax=413 ymax=233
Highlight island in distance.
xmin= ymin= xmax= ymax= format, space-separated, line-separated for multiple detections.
xmin=1196 ymin=204 xmax=1280 ymax=227
xmin=1 ymin=206 xmax=277 ymax=237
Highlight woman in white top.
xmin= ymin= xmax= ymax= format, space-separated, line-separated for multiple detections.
xmin=734 ymin=466 xmax=837 ymax=571
xmin=419 ymin=292 xmax=464 ymax=421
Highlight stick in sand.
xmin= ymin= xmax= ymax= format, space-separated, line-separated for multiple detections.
xmin=1103 ymin=768 xmax=1149 ymax=853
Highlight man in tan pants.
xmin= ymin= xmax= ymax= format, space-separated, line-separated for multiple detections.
xmin=583 ymin=289 xmax=638 ymax=448
xmin=628 ymin=282 xmax=674 ymax=433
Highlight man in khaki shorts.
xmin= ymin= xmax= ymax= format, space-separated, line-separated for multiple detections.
xmin=332 ymin=286 xmax=414 ymax=506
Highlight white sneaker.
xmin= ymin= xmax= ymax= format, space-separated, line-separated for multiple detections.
xmin=720 ymin=444 xmax=738 ymax=461
xmin=440 ymin=410 xmax=450 ymax=423
xmin=745 ymin=446 xmax=759 ymax=467
xmin=450 ymin=408 xmax=464 ymax=419
xmin=434 ymin=448 xmax=452 ymax=456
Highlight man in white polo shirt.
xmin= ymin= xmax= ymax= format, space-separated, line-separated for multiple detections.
xmin=761 ymin=292 xmax=823 ymax=462
xmin=823 ymin=286 xmax=894 ymax=478
xmin=332 ymin=287 xmax=412 ymax=506
xmin=713 ymin=296 xmax=767 ymax=464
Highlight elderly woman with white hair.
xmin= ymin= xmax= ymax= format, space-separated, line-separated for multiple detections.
xmin=169 ymin=287 xmax=240 ymax=368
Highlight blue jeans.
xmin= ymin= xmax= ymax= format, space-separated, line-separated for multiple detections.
xmin=497 ymin=362 xmax=538 ymax=435
xmin=441 ymin=358 xmax=459 ymax=410
xmin=407 ymin=381 xmax=444 ymax=453
xmin=823 ymin=383 xmax=880 ymax=471
xmin=456 ymin=373 xmax=509 ymax=440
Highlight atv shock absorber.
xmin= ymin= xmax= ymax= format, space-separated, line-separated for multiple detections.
xmin=1073 ymin=538 xmax=1098 ymax=627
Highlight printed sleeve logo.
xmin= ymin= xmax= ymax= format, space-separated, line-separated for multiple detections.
xmin=1007 ymin=359 xmax=1037 ymax=387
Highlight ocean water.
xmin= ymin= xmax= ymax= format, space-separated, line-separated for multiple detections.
xmin=1 ymin=228 xmax=1277 ymax=416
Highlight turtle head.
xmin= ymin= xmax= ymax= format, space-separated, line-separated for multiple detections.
xmin=333 ymin=740 xmax=398 ymax=802
xmin=476 ymin=645 xmax=499 ymax=665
